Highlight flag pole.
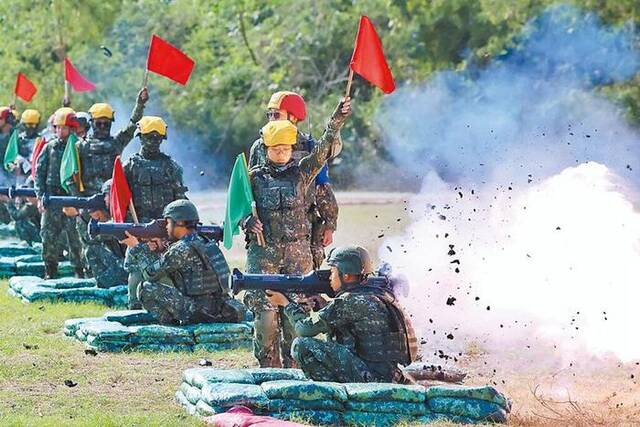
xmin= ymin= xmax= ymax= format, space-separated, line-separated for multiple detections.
xmin=63 ymin=80 xmax=70 ymax=107
xmin=345 ymin=68 xmax=354 ymax=98
xmin=128 ymin=201 xmax=139 ymax=224
xmin=10 ymin=94 xmax=17 ymax=110
xmin=142 ymin=69 xmax=149 ymax=88
xmin=251 ymin=202 xmax=265 ymax=247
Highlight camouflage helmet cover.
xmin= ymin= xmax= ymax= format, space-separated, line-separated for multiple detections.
xmin=162 ymin=199 xmax=199 ymax=223
xmin=327 ymin=245 xmax=373 ymax=275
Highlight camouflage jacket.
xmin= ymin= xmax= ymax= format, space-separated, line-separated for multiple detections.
xmin=34 ymin=137 xmax=69 ymax=197
xmin=123 ymin=152 xmax=188 ymax=222
xmin=70 ymin=99 xmax=145 ymax=196
xmin=128 ymin=232 xmax=230 ymax=298
xmin=77 ymin=212 xmax=125 ymax=256
xmin=17 ymin=130 xmax=39 ymax=158
xmin=7 ymin=199 xmax=39 ymax=224
xmin=247 ymin=120 xmax=342 ymax=244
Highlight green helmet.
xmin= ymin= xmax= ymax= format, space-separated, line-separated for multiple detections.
xmin=327 ymin=246 xmax=373 ymax=275
xmin=162 ymin=199 xmax=199 ymax=223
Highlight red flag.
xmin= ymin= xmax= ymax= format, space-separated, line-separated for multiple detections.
xmin=14 ymin=73 xmax=37 ymax=102
xmin=146 ymin=34 xmax=195 ymax=85
xmin=109 ymin=156 xmax=132 ymax=223
xmin=350 ymin=16 xmax=395 ymax=94
xmin=64 ymin=58 xmax=96 ymax=92
xmin=30 ymin=136 xmax=46 ymax=179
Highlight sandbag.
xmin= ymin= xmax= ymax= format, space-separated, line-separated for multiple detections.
xmin=345 ymin=400 xmax=429 ymax=415
xmin=180 ymin=382 xmax=202 ymax=405
xmin=14 ymin=254 xmax=42 ymax=263
xmin=195 ymin=332 xmax=252 ymax=344
xmin=65 ymin=317 xmax=101 ymax=336
xmin=417 ymin=412 xmax=477 ymax=424
xmin=196 ymin=400 xmax=220 ymax=417
xmin=0 ymin=243 xmax=38 ymax=257
xmin=261 ymin=380 xmax=348 ymax=403
xmin=129 ymin=324 xmax=193 ymax=338
xmin=103 ymin=310 xmax=156 ymax=325
xmin=194 ymin=341 xmax=252 ymax=352
xmin=246 ymin=368 xmax=308 ymax=384
xmin=110 ymin=292 xmax=129 ymax=307
xmin=205 ymin=406 xmax=308 ymax=427
xmin=130 ymin=334 xmax=194 ymax=345
xmin=342 ymin=411 xmax=413 ymax=427
xmin=135 ymin=343 xmax=194 ymax=352
xmin=8 ymin=276 xmax=41 ymax=292
xmin=265 ymin=399 xmax=344 ymax=412
xmin=201 ymin=383 xmax=269 ymax=408
xmin=428 ymin=397 xmax=508 ymax=423
xmin=187 ymin=322 xmax=253 ymax=336
xmin=270 ymin=410 xmax=342 ymax=426
xmin=426 ymin=385 xmax=511 ymax=410
xmin=86 ymin=336 xmax=131 ymax=352
xmin=183 ymin=368 xmax=256 ymax=388
xmin=344 ymin=383 xmax=426 ymax=403
xmin=41 ymin=277 xmax=96 ymax=289
xmin=80 ymin=321 xmax=130 ymax=339
xmin=175 ymin=390 xmax=197 ymax=416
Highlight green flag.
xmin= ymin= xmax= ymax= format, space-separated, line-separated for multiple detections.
xmin=223 ymin=153 xmax=254 ymax=249
xmin=59 ymin=133 xmax=83 ymax=193
xmin=3 ymin=130 xmax=19 ymax=171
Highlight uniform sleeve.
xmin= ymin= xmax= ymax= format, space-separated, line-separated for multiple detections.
xmin=171 ymin=162 xmax=188 ymax=199
xmin=131 ymin=242 xmax=190 ymax=281
xmin=248 ymin=139 xmax=265 ymax=168
xmin=298 ymin=112 xmax=345 ymax=189
xmin=34 ymin=146 xmax=48 ymax=198
xmin=284 ymin=302 xmax=332 ymax=337
xmin=114 ymin=98 xmax=146 ymax=152
xmin=315 ymin=183 xmax=338 ymax=231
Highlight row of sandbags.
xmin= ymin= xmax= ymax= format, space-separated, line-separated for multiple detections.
xmin=8 ymin=275 xmax=126 ymax=306
xmin=0 ymin=223 xmax=17 ymax=239
xmin=64 ymin=310 xmax=253 ymax=352
xmin=176 ymin=368 xmax=511 ymax=425
xmin=0 ymin=243 xmax=75 ymax=278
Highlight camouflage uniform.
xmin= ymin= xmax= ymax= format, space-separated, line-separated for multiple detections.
xmin=76 ymin=213 xmax=128 ymax=288
xmin=244 ymin=117 xmax=344 ymax=368
xmin=129 ymin=232 xmax=242 ymax=325
xmin=7 ymin=199 xmax=41 ymax=245
xmin=0 ymin=130 xmax=15 ymax=223
xmin=34 ymin=137 xmax=84 ymax=274
xmin=285 ymin=285 xmax=418 ymax=383
xmin=249 ymin=132 xmax=339 ymax=268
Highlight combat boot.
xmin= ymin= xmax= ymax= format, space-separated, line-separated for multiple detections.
xmin=44 ymin=262 xmax=58 ymax=280
xmin=74 ymin=268 xmax=85 ymax=279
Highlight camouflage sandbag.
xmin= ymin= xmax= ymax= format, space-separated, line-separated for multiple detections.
xmin=15 ymin=260 xmax=74 ymax=277
xmin=344 ymin=383 xmax=426 ymax=403
xmin=175 ymin=390 xmax=197 ymax=416
xmin=79 ymin=320 xmax=131 ymax=339
xmin=195 ymin=400 xmax=219 ymax=416
xmin=426 ymin=385 xmax=511 ymax=410
xmin=14 ymin=254 xmax=43 ymax=263
xmin=19 ymin=285 xmax=64 ymax=301
xmin=345 ymin=400 xmax=429 ymax=415
xmin=270 ymin=410 xmax=342 ymax=426
xmin=0 ymin=223 xmax=16 ymax=238
xmin=261 ymin=380 xmax=348 ymax=403
xmin=110 ymin=291 xmax=129 ymax=307
xmin=0 ymin=243 xmax=38 ymax=257
xmin=342 ymin=411 xmax=414 ymax=427
xmin=428 ymin=397 xmax=508 ymax=423
xmin=64 ymin=317 xmax=102 ymax=336
xmin=186 ymin=322 xmax=253 ymax=336
xmin=103 ymin=310 xmax=156 ymax=325
xmin=8 ymin=276 xmax=41 ymax=293
xmin=194 ymin=332 xmax=252 ymax=344
xmin=417 ymin=413 xmax=476 ymax=424
xmin=179 ymin=382 xmax=202 ymax=405
xmin=134 ymin=343 xmax=194 ymax=352
xmin=131 ymin=334 xmax=194 ymax=345
xmin=40 ymin=277 xmax=96 ymax=289
xmin=200 ymin=383 xmax=269 ymax=408
xmin=246 ymin=368 xmax=308 ymax=384
xmin=182 ymin=368 xmax=256 ymax=388
xmin=265 ymin=399 xmax=344 ymax=412
xmin=86 ymin=336 xmax=131 ymax=352
xmin=129 ymin=324 xmax=193 ymax=339
xmin=194 ymin=341 xmax=252 ymax=352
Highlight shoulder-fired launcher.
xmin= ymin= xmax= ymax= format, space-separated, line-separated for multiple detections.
xmin=0 ymin=186 xmax=37 ymax=198
xmin=88 ymin=218 xmax=224 ymax=241
xmin=42 ymin=194 xmax=106 ymax=210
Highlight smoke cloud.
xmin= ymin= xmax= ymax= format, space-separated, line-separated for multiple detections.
xmin=378 ymin=5 xmax=640 ymax=363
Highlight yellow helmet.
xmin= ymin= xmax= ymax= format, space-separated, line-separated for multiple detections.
xmin=88 ymin=103 xmax=114 ymax=120
xmin=137 ymin=116 xmax=167 ymax=137
xmin=53 ymin=107 xmax=78 ymax=127
xmin=261 ymin=120 xmax=297 ymax=147
xmin=21 ymin=109 xmax=41 ymax=125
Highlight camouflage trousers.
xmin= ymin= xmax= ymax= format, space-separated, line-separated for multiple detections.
xmin=40 ymin=208 xmax=84 ymax=269
xmin=15 ymin=219 xmax=41 ymax=246
xmin=310 ymin=220 xmax=326 ymax=269
xmin=291 ymin=337 xmax=383 ymax=383
xmin=139 ymin=281 xmax=245 ymax=326
xmin=245 ymin=240 xmax=313 ymax=368
xmin=85 ymin=244 xmax=128 ymax=289
xmin=0 ymin=201 xmax=11 ymax=224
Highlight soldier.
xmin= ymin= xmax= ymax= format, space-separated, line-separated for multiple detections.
xmin=34 ymin=108 xmax=85 ymax=279
xmin=0 ymin=107 xmax=17 ymax=156
xmin=120 ymin=200 xmax=245 ymax=325
xmin=75 ymin=112 xmax=91 ymax=139
xmin=70 ymin=88 xmax=148 ymax=196
xmin=75 ymin=180 xmax=128 ymax=288
xmin=6 ymin=179 xmax=41 ymax=246
xmin=266 ymin=246 xmax=418 ymax=383
xmin=123 ymin=116 xmax=188 ymax=308
xmin=5 ymin=109 xmax=42 ymax=184
xmin=249 ymin=91 xmax=339 ymax=269
xmin=241 ymin=96 xmax=350 ymax=368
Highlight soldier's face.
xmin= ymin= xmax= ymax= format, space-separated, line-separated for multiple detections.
xmin=92 ymin=118 xmax=112 ymax=137
xmin=89 ymin=210 xmax=109 ymax=222
xmin=24 ymin=124 xmax=38 ymax=137
xmin=56 ymin=125 xmax=71 ymax=140
xmin=267 ymin=145 xmax=293 ymax=165
xmin=329 ymin=266 xmax=342 ymax=292
xmin=267 ymin=109 xmax=298 ymax=124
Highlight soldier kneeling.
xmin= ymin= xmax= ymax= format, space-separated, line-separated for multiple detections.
xmin=121 ymin=200 xmax=246 ymax=325
xmin=267 ymin=246 xmax=418 ymax=383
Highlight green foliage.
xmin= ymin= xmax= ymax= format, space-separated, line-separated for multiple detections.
xmin=0 ymin=0 xmax=638 ymax=187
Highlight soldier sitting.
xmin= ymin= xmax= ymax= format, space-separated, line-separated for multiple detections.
xmin=121 ymin=200 xmax=246 ymax=325
xmin=266 ymin=246 xmax=418 ymax=383
xmin=6 ymin=178 xmax=41 ymax=246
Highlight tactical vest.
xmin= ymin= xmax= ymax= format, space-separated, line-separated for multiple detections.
xmin=171 ymin=235 xmax=228 ymax=298
xmin=342 ymin=287 xmax=418 ymax=365
xmin=124 ymin=153 xmax=186 ymax=221
xmin=41 ymin=139 xmax=67 ymax=195
xmin=251 ymin=163 xmax=312 ymax=244
xmin=79 ymin=137 xmax=120 ymax=194
xmin=17 ymin=132 xmax=37 ymax=157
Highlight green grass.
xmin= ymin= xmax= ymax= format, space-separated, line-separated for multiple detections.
xmin=0 ymin=199 xmax=409 ymax=426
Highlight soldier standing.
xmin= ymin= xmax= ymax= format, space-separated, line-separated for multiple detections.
xmin=123 ymin=116 xmax=188 ymax=308
xmin=241 ymin=96 xmax=350 ymax=368
xmin=249 ymin=91 xmax=339 ymax=269
xmin=6 ymin=179 xmax=41 ymax=246
xmin=121 ymin=200 xmax=245 ymax=325
xmin=267 ymin=246 xmax=418 ymax=383
xmin=34 ymin=108 xmax=84 ymax=279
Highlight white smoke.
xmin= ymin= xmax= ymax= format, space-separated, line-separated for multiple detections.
xmin=378 ymin=5 xmax=640 ymax=363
